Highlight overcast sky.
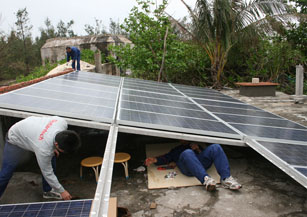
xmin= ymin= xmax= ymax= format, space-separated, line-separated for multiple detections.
xmin=0 ymin=0 xmax=197 ymax=37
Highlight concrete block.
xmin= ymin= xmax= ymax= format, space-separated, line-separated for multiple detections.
xmin=252 ymin=78 xmax=259 ymax=83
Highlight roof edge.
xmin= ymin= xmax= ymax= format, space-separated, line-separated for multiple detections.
xmin=0 ymin=68 xmax=74 ymax=95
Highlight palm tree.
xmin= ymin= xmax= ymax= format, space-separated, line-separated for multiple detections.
xmin=180 ymin=0 xmax=290 ymax=88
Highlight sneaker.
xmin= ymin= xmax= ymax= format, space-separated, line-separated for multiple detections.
xmin=43 ymin=189 xmax=62 ymax=199
xmin=222 ymin=176 xmax=242 ymax=190
xmin=203 ymin=176 xmax=216 ymax=191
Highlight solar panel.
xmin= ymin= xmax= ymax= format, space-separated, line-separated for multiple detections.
xmin=118 ymin=78 xmax=244 ymax=139
xmin=0 ymin=199 xmax=92 ymax=217
xmin=59 ymin=74 xmax=120 ymax=87
xmin=257 ymin=141 xmax=307 ymax=165
xmin=121 ymin=95 xmax=200 ymax=110
xmin=122 ymin=89 xmax=190 ymax=102
xmin=232 ymin=123 xmax=307 ymax=142
xmin=118 ymin=109 xmax=241 ymax=139
xmin=50 ymin=78 xmax=119 ymax=92
xmin=0 ymin=72 xmax=120 ymax=123
xmin=33 ymin=83 xmax=118 ymax=100
xmin=120 ymin=101 xmax=216 ymax=120
xmin=194 ymin=99 xmax=260 ymax=111
xmin=123 ymin=84 xmax=180 ymax=95
xmin=246 ymin=139 xmax=307 ymax=188
xmin=202 ymin=105 xmax=281 ymax=118
xmin=215 ymin=113 xmax=306 ymax=130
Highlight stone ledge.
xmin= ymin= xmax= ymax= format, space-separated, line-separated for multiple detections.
xmin=236 ymin=82 xmax=279 ymax=87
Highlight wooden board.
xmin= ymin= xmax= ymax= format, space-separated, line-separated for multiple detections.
xmin=108 ymin=197 xmax=117 ymax=217
xmin=146 ymin=143 xmax=220 ymax=189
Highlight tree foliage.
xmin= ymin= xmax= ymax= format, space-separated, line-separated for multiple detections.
xmin=108 ymin=0 xmax=209 ymax=83
xmin=84 ymin=18 xmax=107 ymax=35
xmin=181 ymin=0 xmax=291 ymax=87
xmin=15 ymin=8 xmax=33 ymax=74
xmin=56 ymin=20 xmax=75 ymax=37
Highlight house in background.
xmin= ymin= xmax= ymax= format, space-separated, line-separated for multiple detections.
xmin=40 ymin=34 xmax=131 ymax=74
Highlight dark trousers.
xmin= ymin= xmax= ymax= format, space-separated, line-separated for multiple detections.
xmin=72 ymin=54 xmax=81 ymax=71
xmin=0 ymin=141 xmax=56 ymax=197
xmin=176 ymin=144 xmax=231 ymax=184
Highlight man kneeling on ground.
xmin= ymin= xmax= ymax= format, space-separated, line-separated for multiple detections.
xmin=145 ymin=141 xmax=241 ymax=191
xmin=0 ymin=116 xmax=81 ymax=200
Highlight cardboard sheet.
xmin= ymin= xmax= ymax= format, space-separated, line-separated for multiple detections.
xmin=146 ymin=143 xmax=220 ymax=189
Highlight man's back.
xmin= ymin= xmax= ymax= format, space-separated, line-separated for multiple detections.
xmin=8 ymin=116 xmax=67 ymax=155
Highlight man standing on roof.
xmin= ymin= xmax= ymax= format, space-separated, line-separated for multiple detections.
xmin=0 ymin=116 xmax=81 ymax=200
xmin=145 ymin=141 xmax=241 ymax=191
xmin=66 ymin=46 xmax=81 ymax=71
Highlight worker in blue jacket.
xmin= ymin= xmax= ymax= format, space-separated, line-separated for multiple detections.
xmin=66 ymin=46 xmax=81 ymax=71
xmin=145 ymin=141 xmax=241 ymax=191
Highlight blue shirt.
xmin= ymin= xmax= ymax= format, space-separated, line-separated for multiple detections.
xmin=66 ymin=46 xmax=80 ymax=62
xmin=155 ymin=144 xmax=204 ymax=165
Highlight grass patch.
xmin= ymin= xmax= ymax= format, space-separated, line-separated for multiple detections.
xmin=16 ymin=63 xmax=57 ymax=83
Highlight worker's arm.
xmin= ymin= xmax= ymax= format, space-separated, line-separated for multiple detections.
xmin=35 ymin=152 xmax=71 ymax=200
xmin=153 ymin=144 xmax=190 ymax=166
xmin=66 ymin=52 xmax=71 ymax=62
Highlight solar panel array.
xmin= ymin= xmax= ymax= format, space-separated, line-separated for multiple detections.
xmin=173 ymin=83 xmax=307 ymax=183
xmin=0 ymin=199 xmax=92 ymax=217
xmin=0 ymin=71 xmax=306 ymax=187
xmin=117 ymin=78 xmax=241 ymax=139
xmin=0 ymin=71 xmax=121 ymax=123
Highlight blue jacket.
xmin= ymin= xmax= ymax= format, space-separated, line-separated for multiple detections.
xmin=66 ymin=46 xmax=80 ymax=62
xmin=155 ymin=144 xmax=204 ymax=165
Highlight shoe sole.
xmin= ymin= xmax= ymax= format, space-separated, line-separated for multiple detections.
xmin=222 ymin=185 xmax=242 ymax=190
xmin=206 ymin=184 xmax=216 ymax=192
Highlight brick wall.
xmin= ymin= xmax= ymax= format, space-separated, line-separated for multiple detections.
xmin=0 ymin=69 xmax=74 ymax=94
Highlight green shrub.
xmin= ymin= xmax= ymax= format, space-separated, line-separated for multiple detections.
xmin=16 ymin=63 xmax=57 ymax=83
xmin=81 ymin=49 xmax=95 ymax=65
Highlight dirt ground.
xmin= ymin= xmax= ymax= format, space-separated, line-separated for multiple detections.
xmin=0 ymin=90 xmax=307 ymax=217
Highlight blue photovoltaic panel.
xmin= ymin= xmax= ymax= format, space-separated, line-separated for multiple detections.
xmin=51 ymin=77 xmax=119 ymax=93
xmin=257 ymin=141 xmax=307 ymax=166
xmin=121 ymin=95 xmax=200 ymax=110
xmin=215 ymin=113 xmax=306 ymax=130
xmin=295 ymin=167 xmax=307 ymax=177
xmin=33 ymin=82 xmax=118 ymax=100
xmin=63 ymin=71 xmax=121 ymax=82
xmin=172 ymin=84 xmax=221 ymax=93
xmin=195 ymin=99 xmax=260 ymax=111
xmin=0 ymin=199 xmax=92 ymax=217
xmin=0 ymin=93 xmax=114 ymax=122
xmin=202 ymin=105 xmax=280 ymax=119
xmin=0 ymin=72 xmax=119 ymax=123
xmin=12 ymin=87 xmax=117 ymax=108
xmin=232 ymin=124 xmax=307 ymax=142
xmin=123 ymin=84 xmax=180 ymax=96
xmin=119 ymin=79 xmax=243 ymax=139
xmin=59 ymin=73 xmax=120 ymax=87
xmin=124 ymin=77 xmax=170 ymax=86
xmin=119 ymin=109 xmax=240 ymax=138
xmin=191 ymin=94 xmax=244 ymax=103
xmin=122 ymin=89 xmax=190 ymax=103
xmin=120 ymin=101 xmax=216 ymax=120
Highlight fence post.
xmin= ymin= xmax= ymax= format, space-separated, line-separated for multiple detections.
xmin=95 ymin=51 xmax=103 ymax=73
xmin=295 ymin=65 xmax=304 ymax=96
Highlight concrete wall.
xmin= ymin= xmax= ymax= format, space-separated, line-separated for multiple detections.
xmin=41 ymin=34 xmax=131 ymax=65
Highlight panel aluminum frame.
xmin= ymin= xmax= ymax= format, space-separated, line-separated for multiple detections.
xmin=245 ymin=137 xmax=307 ymax=189
xmin=90 ymin=124 xmax=118 ymax=217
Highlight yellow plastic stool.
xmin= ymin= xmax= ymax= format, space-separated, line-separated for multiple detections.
xmin=114 ymin=153 xmax=131 ymax=179
xmin=80 ymin=156 xmax=103 ymax=182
